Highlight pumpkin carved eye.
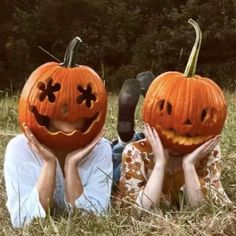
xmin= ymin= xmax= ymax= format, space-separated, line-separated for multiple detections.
xmin=157 ymin=99 xmax=172 ymax=115
xmin=166 ymin=102 xmax=172 ymax=115
xmin=201 ymin=107 xmax=217 ymax=124
xmin=38 ymin=78 xmax=61 ymax=102
xmin=157 ymin=99 xmax=165 ymax=111
xmin=77 ymin=84 xmax=96 ymax=108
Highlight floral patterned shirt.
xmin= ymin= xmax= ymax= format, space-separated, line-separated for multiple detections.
xmin=118 ymin=139 xmax=231 ymax=207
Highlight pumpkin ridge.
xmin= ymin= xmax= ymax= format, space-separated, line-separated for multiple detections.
xmin=157 ymin=75 xmax=182 ymax=127
xmin=173 ymin=77 xmax=187 ymax=132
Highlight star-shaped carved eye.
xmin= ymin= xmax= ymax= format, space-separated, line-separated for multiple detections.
xmin=77 ymin=84 xmax=96 ymax=108
xmin=37 ymin=78 xmax=61 ymax=103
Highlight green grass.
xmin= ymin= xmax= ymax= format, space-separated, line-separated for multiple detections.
xmin=0 ymin=91 xmax=235 ymax=235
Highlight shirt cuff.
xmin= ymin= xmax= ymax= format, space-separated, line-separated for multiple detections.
xmin=75 ymin=193 xmax=95 ymax=212
xmin=64 ymin=192 xmax=95 ymax=214
xmin=11 ymin=186 xmax=46 ymax=228
xmin=29 ymin=186 xmax=46 ymax=218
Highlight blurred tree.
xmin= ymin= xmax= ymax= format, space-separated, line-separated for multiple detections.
xmin=0 ymin=0 xmax=14 ymax=89
xmin=131 ymin=0 xmax=236 ymax=89
xmin=0 ymin=0 xmax=235 ymax=91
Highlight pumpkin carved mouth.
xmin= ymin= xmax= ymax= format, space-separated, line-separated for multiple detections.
xmin=156 ymin=125 xmax=212 ymax=146
xmin=30 ymin=105 xmax=99 ymax=134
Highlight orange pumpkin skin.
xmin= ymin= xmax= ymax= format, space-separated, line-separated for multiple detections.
xmin=142 ymin=20 xmax=227 ymax=155
xmin=142 ymin=71 xmax=227 ymax=154
xmin=18 ymin=37 xmax=107 ymax=152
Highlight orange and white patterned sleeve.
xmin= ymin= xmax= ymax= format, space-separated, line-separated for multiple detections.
xmin=118 ymin=142 xmax=148 ymax=205
xmin=199 ymin=145 xmax=231 ymax=206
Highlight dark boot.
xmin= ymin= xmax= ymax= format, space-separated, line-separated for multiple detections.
xmin=136 ymin=71 xmax=155 ymax=97
xmin=117 ymin=79 xmax=140 ymax=142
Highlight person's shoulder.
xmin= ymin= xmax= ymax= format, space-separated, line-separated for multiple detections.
xmin=91 ymin=138 xmax=112 ymax=162
xmin=5 ymin=134 xmax=32 ymax=163
xmin=6 ymin=133 xmax=28 ymax=150
xmin=97 ymin=138 xmax=112 ymax=150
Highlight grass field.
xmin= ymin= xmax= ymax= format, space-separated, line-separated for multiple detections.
xmin=0 ymin=91 xmax=235 ymax=235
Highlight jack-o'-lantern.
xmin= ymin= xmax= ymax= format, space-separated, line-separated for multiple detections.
xmin=18 ymin=37 xmax=107 ymax=152
xmin=142 ymin=19 xmax=227 ymax=154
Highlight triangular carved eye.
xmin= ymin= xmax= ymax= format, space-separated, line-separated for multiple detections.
xmin=37 ymin=78 xmax=61 ymax=103
xmin=77 ymin=84 xmax=96 ymax=108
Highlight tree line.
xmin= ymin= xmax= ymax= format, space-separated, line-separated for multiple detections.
xmin=0 ymin=0 xmax=236 ymax=92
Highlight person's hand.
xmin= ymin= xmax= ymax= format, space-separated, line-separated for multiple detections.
xmin=23 ymin=123 xmax=57 ymax=163
xmin=65 ymin=127 xmax=105 ymax=167
xmin=183 ymin=135 xmax=220 ymax=168
xmin=143 ymin=123 xmax=168 ymax=167
xmin=63 ymin=127 xmax=105 ymax=206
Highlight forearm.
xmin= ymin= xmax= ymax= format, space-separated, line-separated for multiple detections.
xmin=36 ymin=160 xmax=57 ymax=212
xmin=64 ymin=160 xmax=84 ymax=206
xmin=136 ymin=163 xmax=165 ymax=209
xmin=183 ymin=164 xmax=205 ymax=207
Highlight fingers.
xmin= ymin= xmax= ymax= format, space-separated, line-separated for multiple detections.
xmin=23 ymin=123 xmax=36 ymax=145
xmin=214 ymin=134 xmax=221 ymax=139
xmin=204 ymin=137 xmax=220 ymax=153
xmin=83 ymin=127 xmax=106 ymax=152
xmin=144 ymin=124 xmax=152 ymax=146
xmin=144 ymin=123 xmax=159 ymax=142
xmin=23 ymin=123 xmax=32 ymax=139
xmin=143 ymin=123 xmax=154 ymax=142
xmin=204 ymin=136 xmax=220 ymax=149
xmin=23 ymin=123 xmax=43 ymax=154
xmin=143 ymin=123 xmax=164 ymax=150
xmin=69 ymin=127 xmax=106 ymax=159
xmin=195 ymin=136 xmax=220 ymax=157
xmin=152 ymin=127 xmax=162 ymax=145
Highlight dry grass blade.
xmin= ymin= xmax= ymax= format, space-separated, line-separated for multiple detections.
xmin=0 ymin=92 xmax=235 ymax=235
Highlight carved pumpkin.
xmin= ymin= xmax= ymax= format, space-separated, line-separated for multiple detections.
xmin=142 ymin=19 xmax=227 ymax=154
xmin=18 ymin=37 xmax=107 ymax=152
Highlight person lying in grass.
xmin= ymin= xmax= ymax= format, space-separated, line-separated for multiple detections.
xmin=4 ymin=114 xmax=113 ymax=229
xmin=4 ymin=110 xmax=113 ymax=229
xmin=4 ymin=37 xmax=113 ymax=228
xmin=112 ymin=72 xmax=231 ymax=209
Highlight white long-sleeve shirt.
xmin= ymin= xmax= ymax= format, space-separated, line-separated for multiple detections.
xmin=4 ymin=134 xmax=113 ymax=228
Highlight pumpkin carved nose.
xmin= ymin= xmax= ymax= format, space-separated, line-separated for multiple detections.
xmin=184 ymin=118 xmax=192 ymax=126
xmin=61 ymin=103 xmax=69 ymax=116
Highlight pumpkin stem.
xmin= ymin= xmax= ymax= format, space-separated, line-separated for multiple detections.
xmin=184 ymin=19 xmax=202 ymax=77
xmin=61 ymin=36 xmax=82 ymax=68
